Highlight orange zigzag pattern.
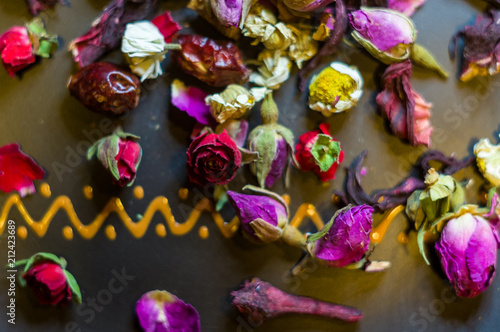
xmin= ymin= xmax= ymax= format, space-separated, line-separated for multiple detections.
xmin=0 ymin=194 xmax=325 ymax=239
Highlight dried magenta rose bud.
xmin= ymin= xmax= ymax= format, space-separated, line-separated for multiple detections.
xmin=17 ymin=252 xmax=82 ymax=306
xmin=307 ymin=205 xmax=374 ymax=268
xmin=0 ymin=26 xmax=35 ymax=76
xmin=88 ymin=128 xmax=142 ymax=187
xmin=227 ymin=186 xmax=305 ymax=246
xmin=186 ymin=130 xmax=242 ymax=186
xmin=171 ymin=34 xmax=251 ymax=87
xmin=294 ymin=123 xmax=344 ymax=182
xmin=136 ymin=290 xmax=200 ymax=332
xmin=435 ymin=213 xmax=499 ymax=298
xmin=68 ymin=62 xmax=141 ymax=116
xmin=232 ymin=278 xmax=362 ymax=322
xmin=349 ymin=8 xmax=416 ymax=64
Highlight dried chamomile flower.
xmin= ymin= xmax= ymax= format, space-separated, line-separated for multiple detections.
xmin=287 ymin=23 xmax=318 ymax=68
xmin=249 ymin=49 xmax=292 ymax=89
xmin=308 ymin=62 xmax=363 ymax=116
xmin=474 ymin=137 xmax=500 ymax=186
xmin=205 ymin=84 xmax=256 ymax=123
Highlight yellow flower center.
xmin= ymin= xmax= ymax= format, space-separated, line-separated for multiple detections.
xmin=309 ymin=67 xmax=357 ymax=105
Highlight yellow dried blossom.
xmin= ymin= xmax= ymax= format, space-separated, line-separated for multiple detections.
xmin=308 ymin=62 xmax=363 ymax=116
xmin=474 ymin=138 xmax=500 ymax=186
xmin=287 ymin=23 xmax=318 ymax=68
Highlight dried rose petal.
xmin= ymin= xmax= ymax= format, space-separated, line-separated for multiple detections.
xmin=0 ymin=26 xmax=36 ymax=77
xmin=69 ymin=0 xmax=155 ymax=68
xmin=171 ymin=79 xmax=214 ymax=125
xmin=26 ymin=0 xmax=66 ymax=16
xmin=376 ymin=60 xmax=433 ymax=147
xmin=171 ymin=34 xmax=251 ymax=86
xmin=136 ymin=290 xmax=200 ymax=332
xmin=453 ymin=9 xmax=500 ymax=82
xmin=0 ymin=143 xmax=45 ymax=197
xmin=152 ymin=11 xmax=182 ymax=43
xmin=387 ymin=0 xmax=425 ymax=17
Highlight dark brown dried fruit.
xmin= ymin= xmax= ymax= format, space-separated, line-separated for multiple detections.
xmin=171 ymin=34 xmax=251 ymax=87
xmin=68 ymin=62 xmax=140 ymax=116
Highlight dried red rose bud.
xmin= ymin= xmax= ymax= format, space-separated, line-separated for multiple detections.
xmin=186 ymin=130 xmax=242 ymax=186
xmin=171 ymin=34 xmax=251 ymax=87
xmin=68 ymin=62 xmax=141 ymax=116
xmin=232 ymin=278 xmax=362 ymax=323
xmin=17 ymin=252 xmax=82 ymax=306
xmin=87 ymin=128 xmax=142 ymax=187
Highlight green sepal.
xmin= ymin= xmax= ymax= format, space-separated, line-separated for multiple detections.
xmin=26 ymin=18 xmax=59 ymax=58
xmin=63 ymin=270 xmax=82 ymax=304
xmin=99 ymin=135 xmax=121 ymax=181
xmin=406 ymin=190 xmax=425 ymax=229
xmin=239 ymin=147 xmax=259 ymax=165
xmin=417 ymin=223 xmax=431 ymax=265
xmin=214 ymin=185 xmax=229 ymax=212
xmin=310 ymin=134 xmax=341 ymax=172
xmin=410 ymin=43 xmax=448 ymax=79
xmin=307 ymin=205 xmax=350 ymax=244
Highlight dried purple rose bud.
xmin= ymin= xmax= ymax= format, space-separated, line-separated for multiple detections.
xmin=232 ymin=278 xmax=362 ymax=323
xmin=248 ymin=94 xmax=295 ymax=188
xmin=68 ymin=62 xmax=141 ymax=116
xmin=26 ymin=0 xmax=67 ymax=16
xmin=349 ymin=8 xmax=416 ymax=64
xmin=307 ymin=205 xmax=374 ymax=268
xmin=227 ymin=186 xmax=305 ymax=246
xmin=388 ymin=0 xmax=426 ymax=17
xmin=136 ymin=290 xmax=200 ymax=332
xmin=435 ymin=213 xmax=499 ymax=298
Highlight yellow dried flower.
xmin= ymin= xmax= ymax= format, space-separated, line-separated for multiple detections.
xmin=308 ymin=62 xmax=363 ymax=116
xmin=205 ymin=84 xmax=256 ymax=123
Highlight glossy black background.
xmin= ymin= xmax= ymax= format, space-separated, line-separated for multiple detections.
xmin=0 ymin=0 xmax=499 ymax=331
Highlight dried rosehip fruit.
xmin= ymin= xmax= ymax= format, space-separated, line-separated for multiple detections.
xmin=171 ymin=34 xmax=251 ymax=87
xmin=68 ymin=62 xmax=141 ymax=116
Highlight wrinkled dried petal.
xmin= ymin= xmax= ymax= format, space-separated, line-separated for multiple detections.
xmin=69 ymin=0 xmax=156 ymax=68
xmin=453 ymin=9 xmax=500 ymax=82
xmin=335 ymin=150 xmax=473 ymax=212
xmin=0 ymin=143 xmax=45 ymax=197
xmin=282 ymin=0 xmax=336 ymax=12
xmin=171 ymin=79 xmax=214 ymax=125
xmin=152 ymin=11 xmax=182 ymax=43
xmin=249 ymin=49 xmax=291 ymax=89
xmin=376 ymin=60 xmax=433 ymax=147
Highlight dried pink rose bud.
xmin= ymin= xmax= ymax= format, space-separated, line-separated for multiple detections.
xmin=435 ymin=213 xmax=500 ymax=298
